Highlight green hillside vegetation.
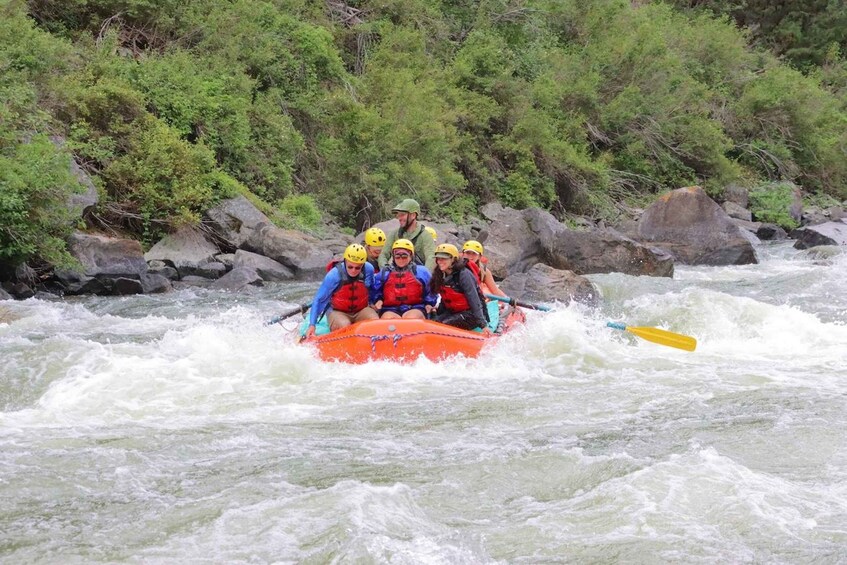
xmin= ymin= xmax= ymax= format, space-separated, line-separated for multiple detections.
xmin=2 ymin=0 xmax=847 ymax=267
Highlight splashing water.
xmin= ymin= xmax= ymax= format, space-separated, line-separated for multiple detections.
xmin=1 ymin=242 xmax=846 ymax=562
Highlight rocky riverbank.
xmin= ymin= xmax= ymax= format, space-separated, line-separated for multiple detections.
xmin=1 ymin=186 xmax=845 ymax=306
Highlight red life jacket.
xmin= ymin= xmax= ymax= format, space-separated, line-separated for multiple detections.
xmin=440 ymin=272 xmax=470 ymax=313
xmin=465 ymin=259 xmax=482 ymax=283
xmin=328 ymin=260 xmax=369 ymax=314
xmin=381 ymin=266 xmax=424 ymax=307
xmin=439 ymin=264 xmax=490 ymax=323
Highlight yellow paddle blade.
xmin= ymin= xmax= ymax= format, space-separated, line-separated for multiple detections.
xmin=626 ymin=325 xmax=697 ymax=352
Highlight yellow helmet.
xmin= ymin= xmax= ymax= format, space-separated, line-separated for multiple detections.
xmin=364 ymin=227 xmax=386 ymax=247
xmin=392 ymin=238 xmax=415 ymax=253
xmin=424 ymin=226 xmax=437 ymax=241
xmin=343 ymin=243 xmax=367 ymax=264
xmin=434 ymin=243 xmax=459 ymax=259
xmin=462 ymin=240 xmax=484 ymax=255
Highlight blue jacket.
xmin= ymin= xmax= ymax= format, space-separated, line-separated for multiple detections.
xmin=309 ymin=261 xmax=375 ymax=326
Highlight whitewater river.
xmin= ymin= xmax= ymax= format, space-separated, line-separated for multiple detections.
xmin=1 ymin=241 xmax=846 ymax=563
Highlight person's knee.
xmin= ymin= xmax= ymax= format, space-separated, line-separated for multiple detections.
xmin=402 ymin=309 xmax=424 ymax=319
xmin=358 ymin=307 xmax=379 ymax=321
xmin=329 ymin=312 xmax=352 ymax=330
xmin=381 ymin=310 xmax=400 ymax=319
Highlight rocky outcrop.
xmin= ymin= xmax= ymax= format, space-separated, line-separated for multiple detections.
xmin=479 ymin=203 xmax=674 ymax=278
xmin=140 ymin=273 xmax=172 ymax=293
xmin=722 ymin=201 xmax=752 ymax=222
xmin=55 ymin=232 xmax=155 ymax=295
xmin=634 ymin=186 xmax=758 ymax=265
xmin=144 ymin=226 xmax=221 ymax=278
xmin=204 ymin=196 xmax=271 ymax=250
xmin=233 ymin=249 xmax=293 ymax=281
xmin=793 ymin=221 xmax=847 ymax=250
xmin=242 ymin=225 xmax=333 ymax=278
xmin=210 ymin=267 xmax=263 ymax=291
xmin=544 ymin=229 xmax=675 ymax=277
xmin=500 ymin=264 xmax=599 ymax=307
xmin=477 ymin=204 xmax=548 ymax=278
xmin=723 ymin=184 xmax=749 ymax=209
xmin=756 ymin=223 xmax=787 ymax=241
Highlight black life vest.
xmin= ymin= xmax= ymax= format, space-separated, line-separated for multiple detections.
xmin=398 ymin=224 xmax=428 ymax=266
xmin=327 ymin=260 xmax=369 ymax=314
xmin=368 ymin=256 xmax=380 ymax=273
xmin=380 ymin=265 xmax=425 ymax=307
xmin=440 ymin=263 xmax=490 ymax=322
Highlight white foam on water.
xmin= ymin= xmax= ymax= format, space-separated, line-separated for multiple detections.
xmin=135 ymin=480 xmax=489 ymax=563
xmin=2 ymin=243 xmax=846 ymax=562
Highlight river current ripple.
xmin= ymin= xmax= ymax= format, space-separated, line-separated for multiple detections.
xmin=1 ymin=242 xmax=846 ymax=563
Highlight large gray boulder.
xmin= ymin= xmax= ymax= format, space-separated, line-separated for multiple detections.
xmin=544 ymin=229 xmax=675 ymax=277
xmin=233 ymin=249 xmax=293 ymax=281
xmin=756 ymin=223 xmax=788 ymax=241
xmin=243 ymin=225 xmax=333 ymax=278
xmin=210 ymin=267 xmax=263 ymax=291
xmin=792 ymin=221 xmax=847 ymax=250
xmin=204 ymin=196 xmax=271 ymax=249
xmin=144 ymin=227 xmax=221 ymax=278
xmin=140 ymin=273 xmax=172 ymax=294
xmin=0 ymin=287 xmax=12 ymax=300
xmin=480 ymin=204 xmax=674 ymax=278
xmin=723 ymin=184 xmax=749 ymax=209
xmin=476 ymin=204 xmax=548 ymax=278
xmin=56 ymin=232 xmax=149 ymax=295
xmin=499 ymin=264 xmax=600 ymax=307
xmin=635 ymin=186 xmax=758 ymax=265
xmin=722 ymin=201 xmax=752 ymax=222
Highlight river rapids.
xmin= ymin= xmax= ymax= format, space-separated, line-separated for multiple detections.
xmin=1 ymin=242 xmax=846 ymax=563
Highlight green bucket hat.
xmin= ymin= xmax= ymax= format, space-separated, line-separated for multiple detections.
xmin=391 ymin=198 xmax=421 ymax=214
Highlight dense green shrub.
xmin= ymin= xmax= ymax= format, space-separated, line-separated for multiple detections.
xmin=278 ymin=194 xmax=322 ymax=230
xmin=0 ymin=134 xmax=80 ymax=267
xmin=4 ymin=0 xmax=846 ymax=255
xmin=1 ymin=2 xmax=80 ymax=266
xmin=749 ymin=182 xmax=801 ymax=229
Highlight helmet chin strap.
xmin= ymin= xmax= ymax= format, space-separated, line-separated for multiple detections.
xmin=403 ymin=213 xmax=416 ymax=232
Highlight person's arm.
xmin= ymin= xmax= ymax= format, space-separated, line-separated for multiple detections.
xmin=421 ymin=230 xmax=436 ymax=271
xmin=483 ymin=269 xmax=506 ymax=297
xmin=377 ymin=231 xmax=396 ymax=269
xmin=364 ymin=263 xmax=380 ymax=308
xmin=459 ymin=269 xmax=488 ymax=329
xmin=417 ymin=267 xmax=437 ymax=307
xmin=308 ymin=270 xmax=340 ymax=328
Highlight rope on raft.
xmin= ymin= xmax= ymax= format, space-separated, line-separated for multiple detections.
xmin=313 ymin=329 xmax=489 ymax=352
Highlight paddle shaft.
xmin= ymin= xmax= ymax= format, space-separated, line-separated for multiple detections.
xmin=267 ymin=301 xmax=312 ymax=325
xmin=484 ymin=293 xmax=551 ymax=312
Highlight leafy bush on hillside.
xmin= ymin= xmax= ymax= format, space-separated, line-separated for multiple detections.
xmin=749 ymin=182 xmax=801 ymax=229
xmin=3 ymin=0 xmax=847 ymax=269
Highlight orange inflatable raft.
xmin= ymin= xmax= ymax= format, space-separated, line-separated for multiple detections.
xmin=301 ymin=308 xmax=526 ymax=363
